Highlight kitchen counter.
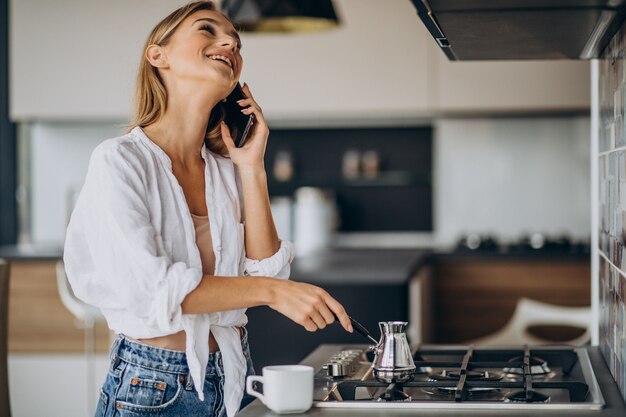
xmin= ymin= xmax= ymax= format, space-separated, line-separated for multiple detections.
xmin=0 ymin=244 xmax=431 ymax=284
xmin=239 ymin=345 xmax=626 ymax=417
xmin=0 ymin=244 xmax=63 ymax=261
xmin=291 ymin=249 xmax=430 ymax=285
xmin=0 ymin=242 xmax=589 ymax=270
xmin=433 ymin=249 xmax=591 ymax=262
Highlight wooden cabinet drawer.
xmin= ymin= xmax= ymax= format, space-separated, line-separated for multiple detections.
xmin=8 ymin=261 xmax=111 ymax=353
xmin=432 ymin=259 xmax=591 ymax=343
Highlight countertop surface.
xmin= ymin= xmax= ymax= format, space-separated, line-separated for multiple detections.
xmin=0 ymin=243 xmax=64 ymax=261
xmin=0 ymin=244 xmax=589 ymax=282
xmin=290 ymin=249 xmax=430 ymax=285
xmin=238 ymin=345 xmax=626 ymax=417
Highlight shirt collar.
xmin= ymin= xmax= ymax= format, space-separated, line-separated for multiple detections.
xmin=130 ymin=126 xmax=174 ymax=171
xmin=132 ymin=126 xmax=223 ymax=170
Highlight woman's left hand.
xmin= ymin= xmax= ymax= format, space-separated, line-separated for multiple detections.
xmin=220 ymin=83 xmax=269 ymax=172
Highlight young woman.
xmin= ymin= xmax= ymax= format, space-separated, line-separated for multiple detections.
xmin=63 ymin=2 xmax=352 ymax=416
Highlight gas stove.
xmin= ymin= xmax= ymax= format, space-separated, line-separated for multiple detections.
xmin=312 ymin=344 xmax=605 ymax=410
xmin=455 ymin=233 xmax=591 ymax=255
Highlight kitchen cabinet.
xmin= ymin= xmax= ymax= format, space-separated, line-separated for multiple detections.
xmin=9 ymin=0 xmax=432 ymax=121
xmin=10 ymin=0 xmax=589 ymax=122
xmin=7 ymin=261 xmax=110 ymax=352
xmin=245 ymin=249 xmax=424 ymax=371
xmin=431 ymin=258 xmax=591 ymax=344
xmin=407 ymin=264 xmax=433 ymax=344
xmin=246 ymin=282 xmax=409 ymax=372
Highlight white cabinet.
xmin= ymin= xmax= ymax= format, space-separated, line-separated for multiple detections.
xmin=9 ymin=0 xmax=181 ymax=120
xmin=9 ymin=0 xmax=590 ymax=122
xmin=9 ymin=0 xmax=433 ymax=122
xmin=238 ymin=0 xmax=434 ymax=123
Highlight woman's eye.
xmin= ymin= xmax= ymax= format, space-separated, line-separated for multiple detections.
xmin=200 ymin=24 xmax=242 ymax=50
xmin=200 ymin=24 xmax=215 ymax=35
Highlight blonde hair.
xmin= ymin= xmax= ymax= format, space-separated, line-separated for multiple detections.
xmin=130 ymin=1 xmax=231 ymax=155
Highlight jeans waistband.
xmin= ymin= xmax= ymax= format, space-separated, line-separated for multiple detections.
xmin=111 ymin=334 xmax=221 ymax=375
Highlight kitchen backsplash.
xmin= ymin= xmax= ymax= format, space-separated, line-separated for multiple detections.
xmin=434 ymin=117 xmax=590 ymax=245
xmin=598 ymin=22 xmax=626 ymax=402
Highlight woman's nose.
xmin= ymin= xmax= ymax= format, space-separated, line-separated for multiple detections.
xmin=219 ymin=36 xmax=238 ymax=50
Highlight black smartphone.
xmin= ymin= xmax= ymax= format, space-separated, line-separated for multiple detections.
xmin=223 ymin=83 xmax=255 ymax=147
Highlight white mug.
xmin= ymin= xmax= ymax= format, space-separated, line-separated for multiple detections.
xmin=246 ymin=365 xmax=314 ymax=414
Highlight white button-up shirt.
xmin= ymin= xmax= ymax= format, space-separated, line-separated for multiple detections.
xmin=64 ymin=126 xmax=294 ymax=416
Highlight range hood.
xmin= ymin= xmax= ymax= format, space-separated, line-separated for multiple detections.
xmin=411 ymin=0 xmax=626 ymax=60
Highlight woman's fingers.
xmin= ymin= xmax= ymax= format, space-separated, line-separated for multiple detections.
xmin=238 ymin=84 xmax=268 ymax=126
xmin=309 ymin=310 xmax=327 ymax=330
xmin=240 ymin=104 xmax=268 ymax=128
xmin=270 ymin=280 xmax=352 ymax=333
xmin=308 ymin=292 xmax=351 ymax=332
xmin=236 ymin=98 xmax=260 ymax=111
xmin=302 ymin=318 xmax=317 ymax=332
xmin=220 ymin=122 xmax=236 ymax=151
xmin=242 ymin=82 xmax=254 ymax=99
xmin=325 ymin=296 xmax=353 ymax=333
xmin=318 ymin=303 xmax=336 ymax=325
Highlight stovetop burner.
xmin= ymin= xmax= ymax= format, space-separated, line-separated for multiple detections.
xmin=427 ymin=370 xmax=505 ymax=395
xmin=376 ymin=383 xmax=412 ymax=402
xmin=429 ymin=370 xmax=504 ymax=381
xmin=314 ymin=344 xmax=605 ymax=410
xmin=503 ymin=355 xmax=551 ymax=376
xmin=505 ymin=389 xmax=551 ymax=403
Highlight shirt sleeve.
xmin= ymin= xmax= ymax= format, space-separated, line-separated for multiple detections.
xmin=243 ymin=239 xmax=294 ymax=279
xmin=63 ymin=142 xmax=203 ymax=334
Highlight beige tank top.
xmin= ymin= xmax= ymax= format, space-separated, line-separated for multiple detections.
xmin=191 ymin=213 xmax=216 ymax=275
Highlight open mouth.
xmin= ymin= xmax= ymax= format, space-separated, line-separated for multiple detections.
xmin=206 ymin=55 xmax=233 ymax=70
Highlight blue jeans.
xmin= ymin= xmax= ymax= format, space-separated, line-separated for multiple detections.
xmin=95 ymin=328 xmax=256 ymax=417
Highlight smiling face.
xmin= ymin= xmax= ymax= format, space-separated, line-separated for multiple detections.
xmin=156 ymin=10 xmax=243 ymax=96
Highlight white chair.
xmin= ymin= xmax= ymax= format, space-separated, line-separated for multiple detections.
xmin=469 ymin=297 xmax=591 ymax=346
xmin=55 ymin=260 xmax=107 ymax=416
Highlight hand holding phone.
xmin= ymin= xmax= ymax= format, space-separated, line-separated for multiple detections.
xmin=222 ymin=83 xmax=255 ymax=147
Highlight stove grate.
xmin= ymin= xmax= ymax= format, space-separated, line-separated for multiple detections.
xmin=413 ymin=346 xmax=578 ymax=375
xmin=334 ymin=345 xmax=589 ymax=404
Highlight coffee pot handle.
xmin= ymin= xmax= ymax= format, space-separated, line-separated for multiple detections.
xmin=334 ymin=314 xmax=379 ymax=346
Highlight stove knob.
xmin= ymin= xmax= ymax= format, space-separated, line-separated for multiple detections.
xmin=338 ymin=359 xmax=353 ymax=374
xmin=327 ymin=362 xmax=347 ymax=377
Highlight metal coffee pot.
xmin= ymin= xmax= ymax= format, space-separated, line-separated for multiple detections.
xmin=347 ymin=317 xmax=416 ymax=383
xmin=370 ymin=321 xmax=416 ymax=383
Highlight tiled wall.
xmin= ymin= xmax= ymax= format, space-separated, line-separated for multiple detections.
xmin=598 ymin=23 xmax=626 ymax=402
xmin=435 ymin=117 xmax=590 ymax=246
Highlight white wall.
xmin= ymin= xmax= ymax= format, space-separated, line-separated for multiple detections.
xmin=434 ymin=117 xmax=591 ymax=246
xmin=30 ymin=123 xmax=126 ymax=243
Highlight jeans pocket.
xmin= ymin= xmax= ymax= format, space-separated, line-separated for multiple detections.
xmin=115 ymin=369 xmax=184 ymax=414
xmin=95 ymin=388 xmax=108 ymax=417
xmin=126 ymin=378 xmax=167 ymax=407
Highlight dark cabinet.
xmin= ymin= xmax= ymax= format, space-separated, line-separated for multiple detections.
xmin=245 ymin=282 xmax=408 ymax=371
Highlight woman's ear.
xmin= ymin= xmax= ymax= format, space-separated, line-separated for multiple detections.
xmin=145 ymin=44 xmax=169 ymax=69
